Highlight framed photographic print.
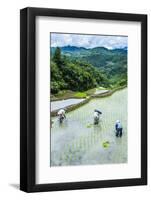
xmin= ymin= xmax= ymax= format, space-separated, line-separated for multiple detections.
xmin=20 ymin=7 xmax=147 ymax=192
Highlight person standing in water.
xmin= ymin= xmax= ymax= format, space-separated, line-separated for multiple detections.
xmin=115 ymin=120 xmax=123 ymax=137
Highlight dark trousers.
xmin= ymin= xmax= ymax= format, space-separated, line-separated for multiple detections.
xmin=116 ymin=128 xmax=123 ymax=137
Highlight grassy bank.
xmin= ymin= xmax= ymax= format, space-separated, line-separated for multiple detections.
xmin=51 ymin=85 xmax=127 ymax=116
xmin=51 ymin=85 xmax=126 ymax=101
xmin=51 ymin=88 xmax=96 ymax=101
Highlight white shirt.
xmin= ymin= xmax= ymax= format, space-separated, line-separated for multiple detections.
xmin=94 ymin=111 xmax=99 ymax=118
xmin=58 ymin=109 xmax=65 ymax=115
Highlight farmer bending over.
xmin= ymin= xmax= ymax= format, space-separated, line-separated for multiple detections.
xmin=57 ymin=109 xmax=66 ymax=123
xmin=94 ymin=109 xmax=102 ymax=125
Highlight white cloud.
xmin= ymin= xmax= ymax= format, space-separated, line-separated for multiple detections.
xmin=51 ymin=33 xmax=127 ymax=49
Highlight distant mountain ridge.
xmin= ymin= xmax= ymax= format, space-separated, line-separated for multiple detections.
xmin=61 ymin=45 xmax=87 ymax=51
xmin=51 ymin=45 xmax=127 ymax=58
xmin=51 ymin=45 xmax=127 ymax=51
xmin=51 ymin=45 xmax=127 ymax=94
xmin=51 ymin=46 xmax=127 ymax=78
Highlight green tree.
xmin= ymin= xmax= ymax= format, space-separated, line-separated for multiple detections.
xmin=50 ymin=47 xmax=112 ymax=94
xmin=53 ymin=47 xmax=62 ymax=67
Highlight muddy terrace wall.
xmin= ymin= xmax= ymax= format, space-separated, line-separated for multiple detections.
xmin=51 ymin=85 xmax=127 ymax=117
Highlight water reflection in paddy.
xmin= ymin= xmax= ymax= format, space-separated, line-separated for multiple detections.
xmin=51 ymin=98 xmax=85 ymax=112
xmin=51 ymin=88 xmax=127 ymax=166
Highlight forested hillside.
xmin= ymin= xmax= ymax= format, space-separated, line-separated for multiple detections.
xmin=51 ymin=46 xmax=127 ymax=94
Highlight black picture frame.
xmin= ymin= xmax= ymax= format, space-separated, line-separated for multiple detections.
xmin=20 ymin=7 xmax=147 ymax=193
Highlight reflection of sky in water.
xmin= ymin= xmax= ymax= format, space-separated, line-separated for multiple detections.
xmin=51 ymin=98 xmax=85 ymax=111
xmin=94 ymin=89 xmax=108 ymax=95
xmin=51 ymin=88 xmax=127 ymax=166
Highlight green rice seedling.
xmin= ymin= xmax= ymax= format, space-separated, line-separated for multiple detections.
xmin=68 ymin=144 xmax=72 ymax=153
xmin=63 ymin=153 xmax=67 ymax=162
xmin=84 ymin=138 xmax=87 ymax=151
xmin=93 ymin=135 xmax=95 ymax=145
xmin=88 ymin=135 xmax=91 ymax=149
xmin=92 ymin=135 xmax=95 ymax=147
xmin=82 ymin=137 xmax=86 ymax=151
xmin=69 ymin=153 xmax=72 ymax=162
xmin=64 ymin=145 xmax=68 ymax=154
xmin=82 ymin=138 xmax=85 ymax=151
xmin=93 ymin=134 xmax=96 ymax=145
xmin=64 ymin=154 xmax=69 ymax=162
xmin=74 ymin=140 xmax=77 ymax=150
xmin=84 ymin=136 xmax=87 ymax=150
xmin=73 ymin=151 xmax=77 ymax=161
xmin=94 ymin=135 xmax=96 ymax=145
xmin=61 ymin=152 xmax=65 ymax=161
xmin=82 ymin=137 xmax=85 ymax=151
xmin=86 ymin=123 xmax=92 ymax=128
xmin=90 ymin=135 xmax=92 ymax=148
xmin=80 ymin=136 xmax=83 ymax=150
xmin=79 ymin=137 xmax=83 ymax=151
xmin=76 ymin=139 xmax=80 ymax=150
xmin=71 ymin=142 xmax=75 ymax=152
xmin=95 ymin=133 xmax=99 ymax=144
xmin=86 ymin=124 xmax=90 ymax=128
xmin=102 ymin=141 xmax=110 ymax=148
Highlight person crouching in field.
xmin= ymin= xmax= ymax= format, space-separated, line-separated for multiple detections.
xmin=115 ymin=120 xmax=123 ymax=137
xmin=94 ymin=109 xmax=102 ymax=125
xmin=57 ymin=109 xmax=66 ymax=123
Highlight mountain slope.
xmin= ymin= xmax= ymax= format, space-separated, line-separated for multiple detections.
xmin=51 ymin=46 xmax=127 ymax=80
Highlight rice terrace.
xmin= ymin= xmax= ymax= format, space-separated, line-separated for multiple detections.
xmin=50 ymin=33 xmax=128 ymax=167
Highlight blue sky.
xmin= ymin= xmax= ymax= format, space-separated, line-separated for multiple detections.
xmin=51 ymin=33 xmax=127 ymax=49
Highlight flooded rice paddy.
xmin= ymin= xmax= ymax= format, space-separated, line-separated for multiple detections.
xmin=51 ymin=98 xmax=85 ymax=112
xmin=51 ymin=88 xmax=127 ymax=166
xmin=94 ymin=89 xmax=109 ymax=95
